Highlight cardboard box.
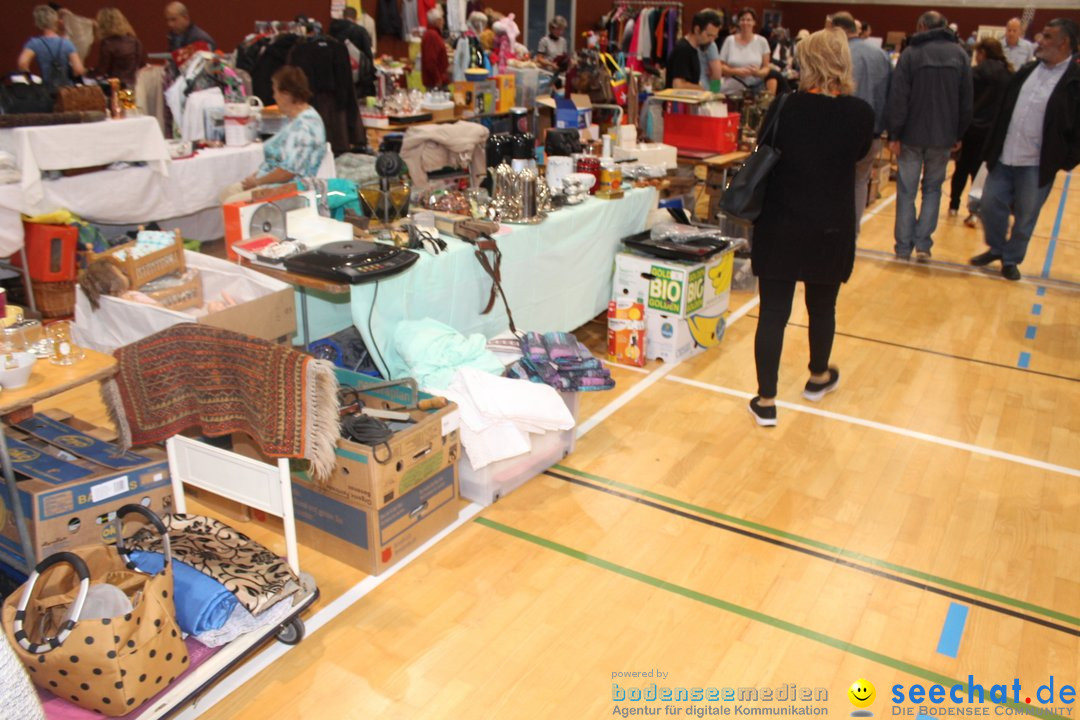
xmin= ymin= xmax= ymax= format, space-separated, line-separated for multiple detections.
xmin=613 ymin=248 xmax=736 ymax=319
xmin=492 ymin=74 xmax=516 ymax=114
xmin=320 ymin=369 xmax=461 ymax=509
xmin=537 ymin=93 xmax=592 ymax=131
xmin=645 ymin=299 xmax=728 ymax=363
xmin=452 ymin=80 xmax=495 ymax=115
xmin=0 ymin=412 xmax=172 ymax=570
xmin=292 ymin=463 xmax=459 ymax=575
xmin=72 ymin=250 xmax=296 ymax=354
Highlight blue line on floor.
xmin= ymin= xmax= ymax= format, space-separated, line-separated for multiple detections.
xmin=1018 ymin=352 xmax=1031 ymax=369
xmin=1025 ymin=326 xmax=1038 ymax=340
xmin=937 ymin=602 xmax=970 ymax=658
xmin=1042 ymin=172 xmax=1071 ymax=279
xmin=1032 ymin=304 xmax=1042 ymax=316
xmin=1036 ymin=287 xmax=1046 ymax=297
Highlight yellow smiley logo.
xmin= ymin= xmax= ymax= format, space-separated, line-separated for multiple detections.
xmin=848 ymin=678 xmax=876 ymax=709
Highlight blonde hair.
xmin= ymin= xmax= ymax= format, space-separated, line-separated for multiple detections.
xmin=96 ymin=7 xmax=136 ymax=40
xmin=797 ymin=28 xmax=854 ymax=95
xmin=32 ymin=4 xmax=59 ymax=31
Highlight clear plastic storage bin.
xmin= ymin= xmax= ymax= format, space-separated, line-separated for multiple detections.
xmin=458 ymin=391 xmax=579 ymax=506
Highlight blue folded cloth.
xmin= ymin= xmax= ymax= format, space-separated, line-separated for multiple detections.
xmin=129 ymin=550 xmax=238 ymax=635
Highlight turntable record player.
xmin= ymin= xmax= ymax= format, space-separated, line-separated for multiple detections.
xmin=283 ymin=240 xmax=420 ymax=284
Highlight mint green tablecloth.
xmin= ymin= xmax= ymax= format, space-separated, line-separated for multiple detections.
xmin=349 ymin=187 xmax=657 ymax=379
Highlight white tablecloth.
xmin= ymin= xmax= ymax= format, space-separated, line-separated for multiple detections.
xmin=0 ymin=143 xmax=336 ymax=252
xmin=0 ymin=116 xmax=170 ymax=209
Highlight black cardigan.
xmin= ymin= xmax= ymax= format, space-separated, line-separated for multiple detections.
xmin=752 ymin=92 xmax=874 ymax=285
xmin=982 ymin=59 xmax=1080 ymax=188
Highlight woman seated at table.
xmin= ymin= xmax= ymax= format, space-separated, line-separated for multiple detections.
xmin=221 ymin=66 xmax=326 ymax=203
xmin=17 ymin=4 xmax=86 ymax=85
xmin=93 ymin=7 xmax=145 ymax=89
xmin=718 ymin=8 xmax=773 ymax=96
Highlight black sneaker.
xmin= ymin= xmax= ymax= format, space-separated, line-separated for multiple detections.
xmin=802 ymin=367 xmax=840 ymax=401
xmin=970 ymin=251 xmax=1001 ymax=267
xmin=748 ymin=396 xmax=777 ymax=427
xmin=1002 ymin=264 xmax=1021 ymax=281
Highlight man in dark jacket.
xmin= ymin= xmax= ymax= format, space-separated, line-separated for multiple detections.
xmin=164 ymin=2 xmax=216 ymax=52
xmin=885 ymin=12 xmax=973 ymax=261
xmin=971 ymin=18 xmax=1080 ymax=281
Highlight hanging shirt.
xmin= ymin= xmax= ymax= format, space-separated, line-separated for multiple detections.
xmin=260 ymin=107 xmax=328 ymax=177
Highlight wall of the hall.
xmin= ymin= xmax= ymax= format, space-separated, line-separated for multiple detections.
xmin=2 ymin=1 xmax=1067 ymax=86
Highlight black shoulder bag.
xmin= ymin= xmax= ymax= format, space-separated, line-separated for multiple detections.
xmin=720 ymin=92 xmax=789 ymax=222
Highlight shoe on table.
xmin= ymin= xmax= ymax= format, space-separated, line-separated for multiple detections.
xmin=963 ymin=214 xmax=978 ymax=228
xmin=970 ymin=251 xmax=1001 ymax=267
xmin=748 ymin=396 xmax=777 ymax=427
xmin=915 ymin=250 xmax=931 ymax=263
xmin=1002 ymin=264 xmax=1021 ymax=281
xmin=803 ymin=367 xmax=840 ymax=401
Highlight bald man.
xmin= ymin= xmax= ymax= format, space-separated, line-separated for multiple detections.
xmin=165 ymin=2 xmax=216 ymax=51
xmin=1002 ymin=18 xmax=1035 ymax=70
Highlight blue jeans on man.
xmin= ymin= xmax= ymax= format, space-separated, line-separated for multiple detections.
xmin=894 ymin=145 xmax=951 ymax=257
xmin=979 ymin=163 xmax=1054 ymax=266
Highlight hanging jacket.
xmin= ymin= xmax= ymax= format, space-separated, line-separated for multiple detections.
xmin=377 ymin=0 xmax=403 ymax=38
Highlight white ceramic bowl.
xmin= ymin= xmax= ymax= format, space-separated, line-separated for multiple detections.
xmin=0 ymin=352 xmax=37 ymax=389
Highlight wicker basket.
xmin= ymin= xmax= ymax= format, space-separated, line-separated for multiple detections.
xmin=32 ymin=281 xmax=76 ymax=318
xmin=90 ymin=230 xmax=186 ymax=290
xmin=142 ymin=268 xmax=203 ymax=311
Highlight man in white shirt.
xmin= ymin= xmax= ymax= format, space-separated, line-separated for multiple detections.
xmin=1002 ymin=18 xmax=1036 ymax=70
xmin=971 ymin=18 xmax=1080 ymax=280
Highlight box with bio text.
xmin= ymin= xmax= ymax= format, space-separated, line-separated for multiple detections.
xmin=613 ymin=249 xmax=735 ymax=319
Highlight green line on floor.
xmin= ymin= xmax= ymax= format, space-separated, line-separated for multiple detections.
xmin=474 ymin=516 xmax=1067 ymax=720
xmin=552 ymin=464 xmax=1080 ymax=628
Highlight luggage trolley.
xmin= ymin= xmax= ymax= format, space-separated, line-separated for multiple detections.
xmin=38 ymin=435 xmax=319 ymax=720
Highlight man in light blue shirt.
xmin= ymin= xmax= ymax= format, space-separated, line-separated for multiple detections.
xmin=832 ymin=12 xmax=891 ymax=233
xmin=1002 ymin=18 xmax=1035 ymax=70
xmin=971 ymin=18 xmax=1080 ymax=281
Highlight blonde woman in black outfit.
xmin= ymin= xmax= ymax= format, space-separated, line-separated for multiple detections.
xmin=748 ymin=29 xmax=874 ymax=427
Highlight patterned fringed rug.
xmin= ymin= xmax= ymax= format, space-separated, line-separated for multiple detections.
xmin=102 ymin=323 xmax=339 ymax=479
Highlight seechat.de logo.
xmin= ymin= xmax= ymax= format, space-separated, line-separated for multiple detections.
xmin=849 ymin=678 xmax=876 ymax=717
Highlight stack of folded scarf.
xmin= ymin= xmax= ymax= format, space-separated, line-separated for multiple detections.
xmin=507 ymin=331 xmax=615 ymax=391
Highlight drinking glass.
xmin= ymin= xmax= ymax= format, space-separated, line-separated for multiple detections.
xmin=47 ymin=321 xmax=83 ymax=366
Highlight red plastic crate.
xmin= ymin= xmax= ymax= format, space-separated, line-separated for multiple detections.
xmin=663 ymin=112 xmax=740 ymax=154
xmin=16 ymin=222 xmax=79 ymax=282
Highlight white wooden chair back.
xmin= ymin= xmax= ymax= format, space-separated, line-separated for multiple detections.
xmin=165 ymin=435 xmax=300 ymax=576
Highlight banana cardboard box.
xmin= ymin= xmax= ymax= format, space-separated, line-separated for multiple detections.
xmin=645 ymin=301 xmax=727 ymax=363
xmin=613 ymin=249 xmax=735 ymax=319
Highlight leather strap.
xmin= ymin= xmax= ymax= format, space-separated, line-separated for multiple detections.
xmin=464 ymin=234 xmax=516 ymax=333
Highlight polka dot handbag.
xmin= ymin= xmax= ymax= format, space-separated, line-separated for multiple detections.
xmin=2 ymin=505 xmax=189 ymax=716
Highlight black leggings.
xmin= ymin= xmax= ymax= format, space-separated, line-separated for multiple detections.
xmin=949 ymin=125 xmax=988 ymax=211
xmin=754 ymin=278 xmax=841 ymax=398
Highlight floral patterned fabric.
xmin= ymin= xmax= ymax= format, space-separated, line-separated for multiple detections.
xmin=259 ymin=106 xmax=327 ymax=178
xmin=129 ymin=513 xmax=300 ymax=616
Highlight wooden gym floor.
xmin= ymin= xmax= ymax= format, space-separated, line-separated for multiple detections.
xmin=40 ymin=168 xmax=1079 ymax=719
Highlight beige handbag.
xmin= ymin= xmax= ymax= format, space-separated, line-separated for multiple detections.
xmin=2 ymin=505 xmax=189 ymax=716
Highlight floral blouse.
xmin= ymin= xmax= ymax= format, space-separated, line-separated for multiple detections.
xmin=259 ymin=107 xmax=326 ymax=177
